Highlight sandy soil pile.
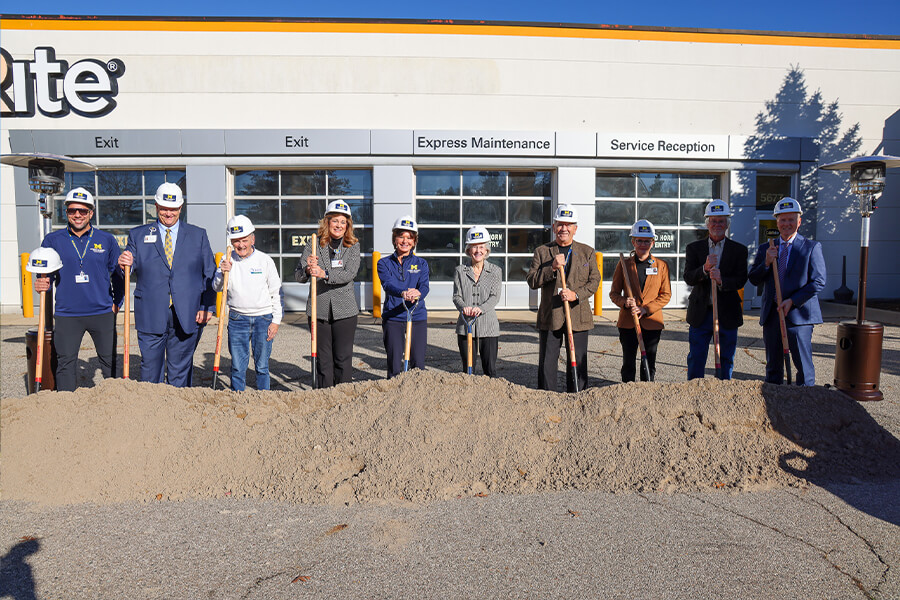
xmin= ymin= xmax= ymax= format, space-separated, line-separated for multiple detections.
xmin=2 ymin=373 xmax=898 ymax=505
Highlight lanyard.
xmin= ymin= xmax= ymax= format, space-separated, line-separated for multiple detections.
xmin=68 ymin=227 xmax=94 ymax=273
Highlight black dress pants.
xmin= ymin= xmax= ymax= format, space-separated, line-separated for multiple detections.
xmin=54 ymin=311 xmax=117 ymax=391
xmin=618 ymin=327 xmax=662 ymax=382
xmin=538 ymin=327 xmax=588 ymax=392
xmin=310 ymin=315 xmax=358 ymax=388
xmin=456 ymin=335 xmax=498 ymax=377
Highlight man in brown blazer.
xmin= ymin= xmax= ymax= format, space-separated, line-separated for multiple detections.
xmin=526 ymin=204 xmax=601 ymax=392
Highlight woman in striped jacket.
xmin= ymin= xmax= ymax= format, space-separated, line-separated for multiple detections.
xmin=295 ymin=200 xmax=361 ymax=387
xmin=452 ymin=226 xmax=502 ymax=377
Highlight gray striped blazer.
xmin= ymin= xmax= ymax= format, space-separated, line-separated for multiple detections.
xmin=452 ymin=262 xmax=502 ymax=337
xmin=295 ymin=240 xmax=361 ymax=320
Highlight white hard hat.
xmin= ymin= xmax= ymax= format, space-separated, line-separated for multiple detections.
xmin=392 ymin=215 xmax=418 ymax=233
xmin=65 ymin=187 xmax=94 ymax=209
xmin=465 ymin=226 xmax=490 ymax=245
xmin=704 ymin=199 xmax=731 ymax=217
xmin=553 ymin=204 xmax=578 ymax=223
xmin=26 ymin=247 xmax=63 ymax=274
xmin=326 ymin=199 xmax=352 ymax=217
xmin=630 ymin=219 xmax=656 ymax=238
xmin=226 ymin=215 xmax=255 ymax=241
xmin=773 ymin=197 xmax=802 ymax=215
xmin=154 ymin=182 xmax=184 ymax=208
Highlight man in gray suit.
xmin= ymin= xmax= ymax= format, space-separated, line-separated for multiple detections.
xmin=526 ymin=204 xmax=601 ymax=392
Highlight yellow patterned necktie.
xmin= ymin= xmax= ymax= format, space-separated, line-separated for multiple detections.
xmin=164 ymin=228 xmax=173 ymax=268
xmin=164 ymin=228 xmax=174 ymax=306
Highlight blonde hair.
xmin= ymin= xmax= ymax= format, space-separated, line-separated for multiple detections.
xmin=317 ymin=213 xmax=358 ymax=248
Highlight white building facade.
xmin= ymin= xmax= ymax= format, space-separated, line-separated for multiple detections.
xmin=2 ymin=16 xmax=898 ymax=313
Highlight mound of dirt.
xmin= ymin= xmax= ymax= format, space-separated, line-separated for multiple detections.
xmin=2 ymin=373 xmax=898 ymax=505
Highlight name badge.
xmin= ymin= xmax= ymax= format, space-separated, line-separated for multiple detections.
xmin=144 ymin=235 xmax=157 ymax=243
xmin=75 ymin=273 xmax=90 ymax=284
xmin=249 ymin=268 xmax=263 ymax=275
xmin=646 ymin=267 xmax=658 ymax=275
xmin=331 ymin=259 xmax=343 ymax=269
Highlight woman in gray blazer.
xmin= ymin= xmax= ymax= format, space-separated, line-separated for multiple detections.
xmin=452 ymin=226 xmax=502 ymax=376
xmin=296 ymin=200 xmax=361 ymax=387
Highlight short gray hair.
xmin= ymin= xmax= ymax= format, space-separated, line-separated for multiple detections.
xmin=465 ymin=243 xmax=491 ymax=258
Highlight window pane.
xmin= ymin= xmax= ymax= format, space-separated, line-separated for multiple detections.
xmin=328 ymin=170 xmax=372 ymax=196
xmin=416 ymin=228 xmax=460 ymax=253
xmin=757 ymin=174 xmax=792 ymax=211
xmin=426 ymin=257 xmax=459 ymax=282
xmin=417 ymin=199 xmax=459 ymax=224
xmin=507 ymin=256 xmax=533 ymax=282
xmin=354 ymin=227 xmax=374 ymax=253
xmin=144 ymin=170 xmax=167 ymax=193
xmin=678 ymin=228 xmax=707 ymax=253
xmin=356 ymin=257 xmax=371 ymax=283
xmin=463 ymin=199 xmax=505 ymax=225
xmin=509 ymin=171 xmax=551 ymax=196
xmin=343 ymin=198 xmax=373 ymax=223
xmin=235 ymin=199 xmax=279 ymax=225
xmin=98 ymin=171 xmax=142 ymax=196
xmin=99 ymin=199 xmax=143 ymax=225
xmin=282 ymin=170 xmax=326 ymax=195
xmin=280 ymin=256 xmax=298 ymax=280
xmin=282 ymin=199 xmax=327 ymax=224
xmin=252 ymin=228 xmax=280 ymax=255
xmin=637 ymin=201 xmax=678 ymax=226
xmin=637 ymin=173 xmax=678 ymax=198
xmin=654 ymin=229 xmax=678 ymax=253
xmin=595 ymin=229 xmax=632 ymax=254
xmin=602 ymin=257 xmax=621 ymax=281
xmin=282 ymin=228 xmax=316 ymax=254
xmin=416 ymin=171 xmax=459 ymax=196
xmin=64 ymin=171 xmax=95 ymax=195
xmin=509 ymin=199 xmax=549 ymax=225
xmin=681 ymin=174 xmax=720 ymax=199
xmin=595 ymin=201 xmax=634 ymax=226
xmin=463 ymin=171 xmax=507 ymax=196
xmin=596 ymin=173 xmax=635 ymax=198
xmin=507 ymin=228 xmax=549 ymax=253
xmin=680 ymin=202 xmax=707 ymax=226
xmin=235 ymin=170 xmax=278 ymax=195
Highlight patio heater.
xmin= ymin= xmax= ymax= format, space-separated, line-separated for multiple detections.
xmin=1 ymin=153 xmax=97 ymax=391
xmin=820 ymin=154 xmax=900 ymax=401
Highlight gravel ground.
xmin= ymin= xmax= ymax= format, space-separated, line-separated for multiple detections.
xmin=2 ymin=303 xmax=899 ymax=599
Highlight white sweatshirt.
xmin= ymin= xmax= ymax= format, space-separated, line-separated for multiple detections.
xmin=212 ymin=249 xmax=283 ymax=324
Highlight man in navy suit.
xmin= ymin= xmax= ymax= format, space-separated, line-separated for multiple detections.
xmin=748 ymin=197 xmax=826 ymax=386
xmin=118 ymin=182 xmax=216 ymax=387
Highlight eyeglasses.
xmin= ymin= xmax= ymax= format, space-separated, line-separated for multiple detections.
xmin=66 ymin=207 xmax=90 ymax=216
xmin=633 ymin=239 xmax=653 ymax=245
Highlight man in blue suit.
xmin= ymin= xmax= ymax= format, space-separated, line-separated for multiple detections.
xmin=117 ymin=182 xmax=216 ymax=387
xmin=748 ymin=197 xmax=826 ymax=386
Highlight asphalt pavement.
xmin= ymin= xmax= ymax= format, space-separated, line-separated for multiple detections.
xmin=1 ymin=301 xmax=899 ymax=599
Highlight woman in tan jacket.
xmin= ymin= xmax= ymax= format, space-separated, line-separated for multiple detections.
xmin=610 ymin=220 xmax=672 ymax=382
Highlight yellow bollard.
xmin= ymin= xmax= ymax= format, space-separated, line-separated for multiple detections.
xmin=21 ymin=253 xmax=34 ymax=318
xmin=593 ymin=252 xmax=603 ymax=316
xmin=372 ymin=251 xmax=382 ymax=318
xmin=214 ymin=251 xmax=224 ymax=317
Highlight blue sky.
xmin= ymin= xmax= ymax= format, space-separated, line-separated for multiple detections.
xmin=3 ymin=0 xmax=899 ymax=36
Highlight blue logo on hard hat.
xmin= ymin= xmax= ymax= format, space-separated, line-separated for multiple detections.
xmin=73 ymin=192 xmax=87 ymax=200
xmin=229 ymin=226 xmax=243 ymax=234
xmin=401 ymin=220 xmax=413 ymax=227
xmin=164 ymin=194 xmax=177 ymax=201
xmin=638 ymin=226 xmax=651 ymax=234
xmin=472 ymin=232 xmax=484 ymax=239
xmin=560 ymin=210 xmax=573 ymax=217
xmin=780 ymin=201 xmax=793 ymax=209
xmin=33 ymin=259 xmax=47 ymax=267
xmin=337 ymin=202 xmax=349 ymax=211
xmin=711 ymin=205 xmax=723 ymax=212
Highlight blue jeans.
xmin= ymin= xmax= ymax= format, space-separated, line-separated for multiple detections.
xmin=227 ymin=312 xmax=273 ymax=390
xmin=687 ymin=310 xmax=738 ymax=380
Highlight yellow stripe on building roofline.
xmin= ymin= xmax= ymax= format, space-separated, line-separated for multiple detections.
xmin=1 ymin=17 xmax=898 ymax=50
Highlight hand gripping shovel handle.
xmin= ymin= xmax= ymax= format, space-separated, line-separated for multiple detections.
xmin=123 ymin=265 xmax=131 ymax=379
xmin=35 ymin=283 xmax=47 ymax=393
xmin=557 ymin=266 xmax=579 ymax=393
xmin=463 ymin=313 xmax=478 ymax=375
xmin=212 ymin=246 xmax=232 ymax=390
xmin=618 ymin=253 xmax=652 ymax=382
xmin=310 ymin=234 xmax=318 ymax=389
xmin=769 ymin=239 xmax=792 ymax=385
xmin=711 ymin=272 xmax=721 ymax=379
xmin=403 ymin=298 xmax=418 ymax=372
